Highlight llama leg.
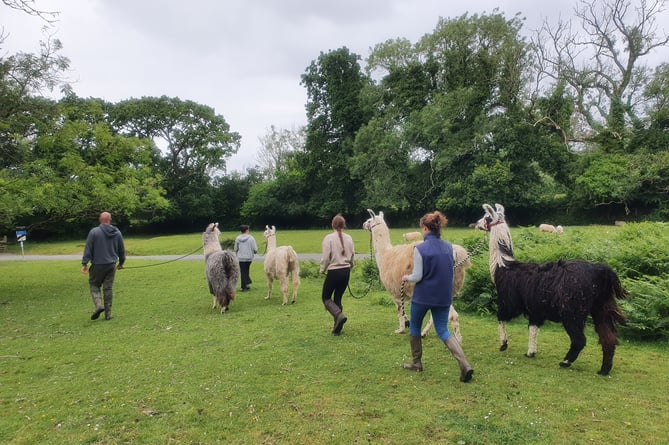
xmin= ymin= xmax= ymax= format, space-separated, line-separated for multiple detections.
xmin=218 ymin=292 xmax=228 ymax=314
xmin=526 ymin=325 xmax=540 ymax=358
xmin=280 ymin=278 xmax=289 ymax=305
xmin=598 ymin=344 xmax=616 ymax=376
xmin=264 ymin=277 xmax=273 ymax=300
xmin=395 ymin=304 xmax=407 ymax=334
xmin=291 ymin=273 xmax=299 ymax=304
xmin=212 ymin=296 xmax=217 ymax=309
xmin=560 ymin=323 xmax=586 ymax=368
xmin=498 ymin=321 xmax=508 ymax=351
xmin=421 ymin=315 xmax=433 ymax=338
xmin=450 ymin=306 xmax=462 ymax=344
xmin=593 ymin=311 xmax=620 ymax=375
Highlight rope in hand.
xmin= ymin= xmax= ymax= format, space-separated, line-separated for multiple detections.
xmin=346 ymin=233 xmax=376 ymax=299
xmin=121 ymin=245 xmax=203 ymax=269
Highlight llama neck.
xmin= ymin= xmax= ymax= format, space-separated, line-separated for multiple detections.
xmin=203 ymin=240 xmax=222 ymax=257
xmin=266 ymin=235 xmax=276 ymax=251
xmin=488 ymin=223 xmax=515 ymax=280
xmin=371 ymin=222 xmax=393 ymax=261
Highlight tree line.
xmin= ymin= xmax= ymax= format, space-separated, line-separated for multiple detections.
xmin=1 ymin=0 xmax=668 ymax=239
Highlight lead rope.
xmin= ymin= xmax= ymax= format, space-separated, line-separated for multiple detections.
xmin=346 ymin=233 xmax=376 ymax=299
xmin=122 ymin=245 xmax=203 ymax=269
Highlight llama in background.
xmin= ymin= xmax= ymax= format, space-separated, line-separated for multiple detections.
xmin=202 ymin=223 xmax=240 ymax=314
xmin=262 ymin=225 xmax=300 ymax=305
xmin=402 ymin=231 xmax=423 ymax=242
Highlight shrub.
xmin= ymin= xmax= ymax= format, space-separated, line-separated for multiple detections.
xmin=458 ymin=223 xmax=669 ymax=340
xmin=619 ymin=276 xmax=669 ymax=341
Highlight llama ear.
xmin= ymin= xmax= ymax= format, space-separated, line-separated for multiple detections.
xmin=379 ymin=211 xmax=384 ymax=219
xmin=265 ymin=225 xmax=269 ymax=230
xmin=483 ymin=204 xmax=495 ymax=217
xmin=367 ymin=209 xmax=375 ymax=218
xmin=495 ymin=203 xmax=505 ymax=215
xmin=271 ymin=225 xmax=276 ymax=231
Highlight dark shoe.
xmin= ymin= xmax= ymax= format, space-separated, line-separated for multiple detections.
xmin=241 ymin=287 xmax=250 ymax=292
xmin=105 ymin=315 xmax=112 ymax=320
xmin=91 ymin=308 xmax=104 ymax=320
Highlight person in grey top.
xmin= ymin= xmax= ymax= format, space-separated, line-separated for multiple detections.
xmin=234 ymin=224 xmax=258 ymax=291
xmin=81 ymin=212 xmax=125 ymax=320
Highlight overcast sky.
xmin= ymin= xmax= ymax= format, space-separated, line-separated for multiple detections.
xmin=3 ymin=1 xmax=665 ymax=172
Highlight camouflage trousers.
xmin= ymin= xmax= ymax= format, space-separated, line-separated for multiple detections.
xmin=89 ymin=263 xmax=116 ymax=319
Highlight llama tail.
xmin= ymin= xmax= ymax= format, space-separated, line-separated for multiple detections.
xmin=606 ymin=266 xmax=628 ymax=326
xmin=286 ymin=248 xmax=298 ymax=270
xmin=593 ymin=267 xmax=629 ymax=375
xmin=593 ymin=266 xmax=628 ymax=341
xmin=221 ymin=253 xmax=238 ymax=301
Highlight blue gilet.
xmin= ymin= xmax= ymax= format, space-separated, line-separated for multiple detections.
xmin=412 ymin=233 xmax=454 ymax=307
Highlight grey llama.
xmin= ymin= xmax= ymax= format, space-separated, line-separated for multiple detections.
xmin=203 ymin=222 xmax=240 ymax=313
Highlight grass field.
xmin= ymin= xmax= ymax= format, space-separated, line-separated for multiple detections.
xmin=1 ymin=227 xmax=668 ymax=444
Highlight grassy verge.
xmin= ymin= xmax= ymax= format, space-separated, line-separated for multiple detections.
xmin=1 ymin=258 xmax=667 ymax=444
xmin=3 ymin=226 xmax=487 ymax=256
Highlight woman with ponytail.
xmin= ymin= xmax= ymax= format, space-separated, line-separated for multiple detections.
xmin=320 ymin=214 xmax=355 ymax=335
xmin=401 ymin=211 xmax=474 ymax=382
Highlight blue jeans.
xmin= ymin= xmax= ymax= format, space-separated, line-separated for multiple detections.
xmin=409 ymin=301 xmax=451 ymax=341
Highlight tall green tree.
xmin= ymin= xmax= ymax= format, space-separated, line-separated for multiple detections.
xmin=1 ymin=96 xmax=169 ymax=235
xmin=299 ymin=47 xmax=370 ymax=218
xmin=358 ymin=11 xmax=556 ymax=222
xmin=109 ymin=96 xmax=241 ymax=222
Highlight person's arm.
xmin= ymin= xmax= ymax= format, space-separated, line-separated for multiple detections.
xmin=402 ymin=248 xmax=423 ymax=282
xmin=320 ymin=236 xmax=332 ymax=274
xmin=117 ymin=235 xmax=126 ymax=269
xmin=81 ymin=231 xmax=93 ymax=273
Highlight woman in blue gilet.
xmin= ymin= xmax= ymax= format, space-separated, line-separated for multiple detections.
xmin=401 ymin=211 xmax=474 ymax=382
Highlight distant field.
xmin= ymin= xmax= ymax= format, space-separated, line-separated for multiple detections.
xmin=3 ymin=227 xmax=485 ymax=256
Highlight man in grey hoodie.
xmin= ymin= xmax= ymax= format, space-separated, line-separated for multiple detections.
xmin=82 ymin=212 xmax=126 ymax=320
xmin=234 ymin=224 xmax=258 ymax=291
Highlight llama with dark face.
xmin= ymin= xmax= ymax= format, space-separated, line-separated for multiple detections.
xmin=203 ymin=223 xmax=240 ymax=314
xmin=480 ymin=203 xmax=627 ymax=375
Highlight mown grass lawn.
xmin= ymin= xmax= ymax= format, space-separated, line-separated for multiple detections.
xmin=1 ymin=246 xmax=667 ymax=444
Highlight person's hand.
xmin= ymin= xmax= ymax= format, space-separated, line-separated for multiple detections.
xmin=81 ymin=265 xmax=88 ymax=274
xmin=401 ymin=275 xmax=408 ymax=282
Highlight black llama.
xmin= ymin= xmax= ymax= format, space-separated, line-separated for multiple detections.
xmin=480 ymin=203 xmax=627 ymax=375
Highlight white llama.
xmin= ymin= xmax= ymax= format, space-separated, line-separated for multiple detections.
xmin=363 ymin=209 xmax=471 ymax=340
xmin=262 ymin=225 xmax=300 ymax=305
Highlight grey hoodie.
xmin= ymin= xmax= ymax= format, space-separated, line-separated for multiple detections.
xmin=234 ymin=234 xmax=258 ymax=261
xmin=82 ymin=224 xmax=126 ymax=266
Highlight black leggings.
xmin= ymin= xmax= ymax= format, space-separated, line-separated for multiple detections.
xmin=321 ymin=268 xmax=350 ymax=308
